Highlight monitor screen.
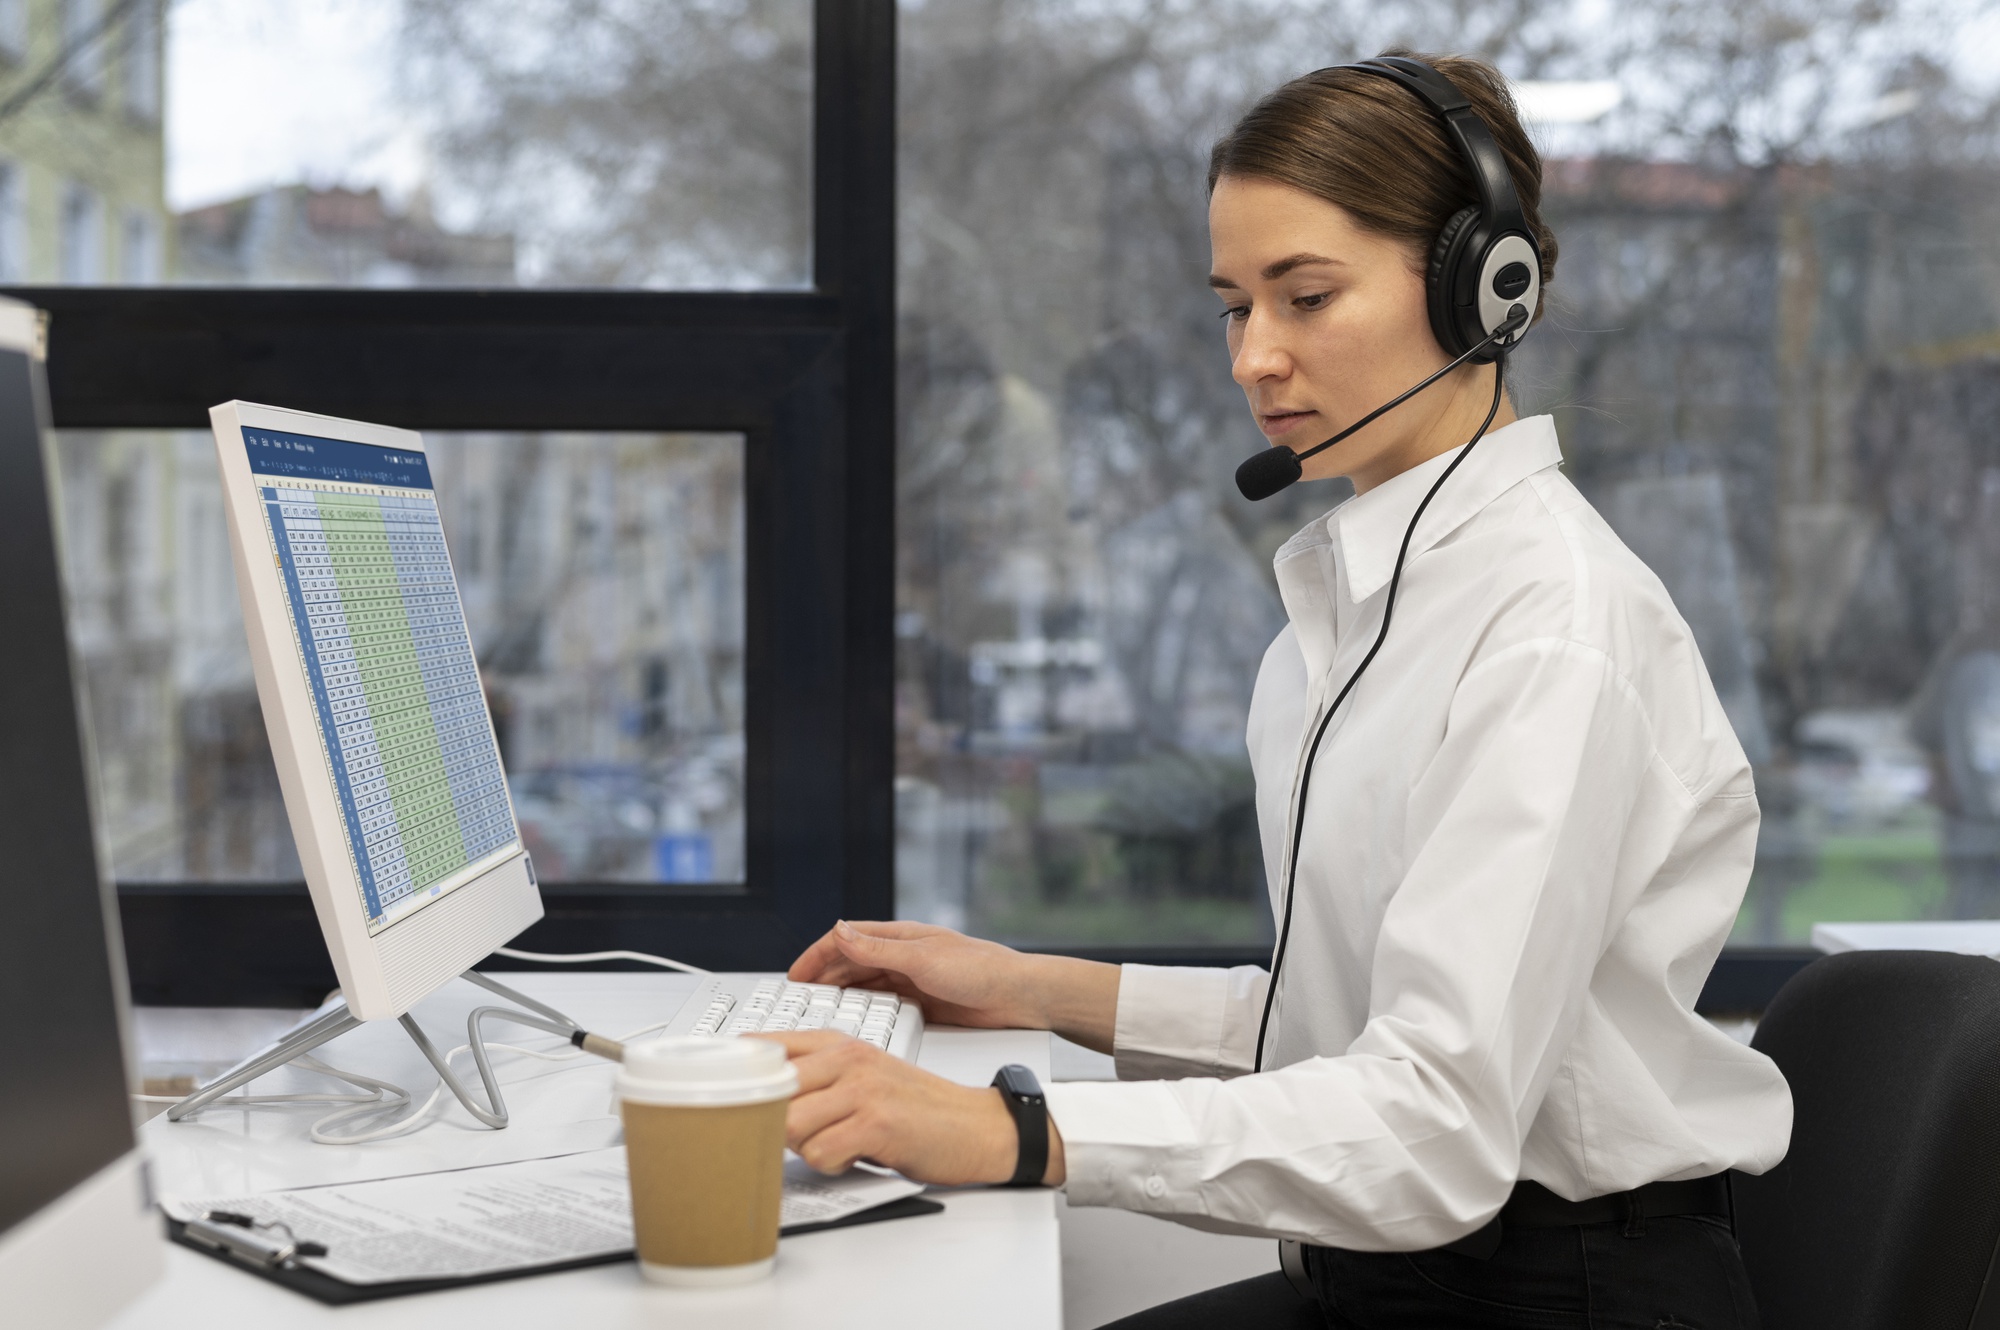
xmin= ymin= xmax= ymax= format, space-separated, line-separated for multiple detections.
xmin=244 ymin=426 xmax=518 ymax=934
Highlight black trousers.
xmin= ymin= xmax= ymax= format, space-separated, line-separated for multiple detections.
xmin=1099 ymin=1215 xmax=1761 ymax=1330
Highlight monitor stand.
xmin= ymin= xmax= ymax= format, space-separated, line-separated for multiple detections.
xmin=166 ymin=970 xmax=585 ymax=1132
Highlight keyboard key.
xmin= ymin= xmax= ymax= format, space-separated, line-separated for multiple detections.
xmin=684 ymin=982 xmax=912 ymax=1057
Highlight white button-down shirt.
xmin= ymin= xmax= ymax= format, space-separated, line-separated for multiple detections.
xmin=1043 ymin=414 xmax=1791 ymax=1251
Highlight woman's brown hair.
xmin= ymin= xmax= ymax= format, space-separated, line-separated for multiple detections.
xmin=1208 ymin=51 xmax=1557 ymax=324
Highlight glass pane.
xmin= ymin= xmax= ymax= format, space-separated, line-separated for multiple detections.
xmin=895 ymin=3 xmax=2000 ymax=949
xmin=0 ymin=0 xmax=810 ymax=287
xmin=52 ymin=429 xmax=745 ymax=886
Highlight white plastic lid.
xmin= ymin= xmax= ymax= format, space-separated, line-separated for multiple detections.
xmin=616 ymin=1036 xmax=799 ymax=1107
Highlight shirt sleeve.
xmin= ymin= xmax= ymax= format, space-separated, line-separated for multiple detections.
xmin=1045 ymin=638 xmax=1669 ymax=1250
xmin=1110 ymin=963 xmax=1271 ymax=1081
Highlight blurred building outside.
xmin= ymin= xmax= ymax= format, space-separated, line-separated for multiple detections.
xmin=0 ymin=0 xmax=167 ymax=285
xmin=174 ymin=184 xmax=513 ymax=286
xmin=46 ymin=82 xmax=746 ymax=884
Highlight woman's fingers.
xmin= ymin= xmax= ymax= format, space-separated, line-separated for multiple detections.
xmin=754 ymin=1031 xmax=1024 ymax=1185
xmin=788 ymin=919 xmax=947 ymax=983
xmin=756 ymin=1034 xmax=879 ymax=1172
xmin=829 ymin=921 xmax=934 ymax=978
xmin=786 ymin=1081 xmax=862 ymax=1147
xmin=786 ymin=929 xmax=858 ymax=982
xmin=792 ymin=1111 xmax=876 ymax=1175
xmin=785 ymin=919 xmax=1046 ymax=1032
xmin=752 ymin=1031 xmax=850 ymax=1092
xmin=840 ymin=919 xmax=949 ymax=942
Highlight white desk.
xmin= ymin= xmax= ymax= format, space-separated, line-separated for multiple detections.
xmin=110 ymin=973 xmax=1061 ymax=1329
xmin=1811 ymin=919 xmax=2000 ymax=956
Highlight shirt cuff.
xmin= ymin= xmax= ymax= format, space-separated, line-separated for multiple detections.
xmin=1114 ymin=963 xmax=1268 ymax=1080
xmin=1045 ymin=1079 xmax=1206 ymax=1213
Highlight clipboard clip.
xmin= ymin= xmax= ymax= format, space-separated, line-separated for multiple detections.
xmin=182 ymin=1211 xmax=329 ymax=1269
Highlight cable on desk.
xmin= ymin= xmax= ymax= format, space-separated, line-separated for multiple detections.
xmin=137 ymin=1054 xmax=423 ymax=1143
xmin=147 ymin=960 xmax=697 ymax=1143
xmin=306 ymin=1015 xmax=673 ymax=1145
xmin=132 ymin=1057 xmax=408 ymax=1113
xmin=491 ymin=946 xmax=710 ymax=976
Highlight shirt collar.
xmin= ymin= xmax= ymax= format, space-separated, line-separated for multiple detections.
xmin=1331 ymin=414 xmax=1563 ymax=604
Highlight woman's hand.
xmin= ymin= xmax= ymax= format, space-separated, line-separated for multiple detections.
xmin=756 ymin=1031 xmax=1064 ymax=1186
xmin=787 ymin=920 xmax=1120 ymax=1051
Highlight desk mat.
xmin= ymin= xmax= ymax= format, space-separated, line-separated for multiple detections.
xmin=166 ymin=1196 xmax=947 ymax=1305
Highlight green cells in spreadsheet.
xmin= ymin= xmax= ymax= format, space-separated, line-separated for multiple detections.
xmin=257 ymin=468 xmax=516 ymax=931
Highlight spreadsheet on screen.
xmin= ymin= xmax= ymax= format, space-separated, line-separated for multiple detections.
xmin=245 ymin=427 xmax=517 ymax=933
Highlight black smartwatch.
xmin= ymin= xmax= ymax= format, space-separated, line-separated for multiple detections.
xmin=991 ymin=1064 xmax=1048 ymax=1187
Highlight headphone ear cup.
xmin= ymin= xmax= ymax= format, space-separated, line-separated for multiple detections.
xmin=1426 ymin=206 xmax=1482 ymax=358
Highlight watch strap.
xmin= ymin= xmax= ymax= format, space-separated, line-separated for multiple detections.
xmin=991 ymin=1064 xmax=1048 ymax=1187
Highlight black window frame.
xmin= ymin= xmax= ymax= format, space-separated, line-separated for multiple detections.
xmin=14 ymin=0 xmax=895 ymax=1006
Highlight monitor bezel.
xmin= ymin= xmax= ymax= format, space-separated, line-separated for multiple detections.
xmin=211 ymin=400 xmax=541 ymax=1020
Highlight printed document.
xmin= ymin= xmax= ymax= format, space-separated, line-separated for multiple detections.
xmin=162 ymin=1148 xmax=925 ymax=1285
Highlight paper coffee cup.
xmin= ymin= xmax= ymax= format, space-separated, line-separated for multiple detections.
xmin=616 ymin=1036 xmax=798 ymax=1287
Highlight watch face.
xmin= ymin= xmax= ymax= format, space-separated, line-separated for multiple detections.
xmin=994 ymin=1063 xmax=1042 ymax=1100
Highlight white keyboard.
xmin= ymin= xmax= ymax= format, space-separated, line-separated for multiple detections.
xmin=664 ymin=974 xmax=925 ymax=1061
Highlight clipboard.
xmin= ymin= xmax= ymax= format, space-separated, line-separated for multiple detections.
xmin=167 ymin=1195 xmax=947 ymax=1306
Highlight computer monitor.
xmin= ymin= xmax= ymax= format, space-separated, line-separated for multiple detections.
xmin=0 ymin=298 xmax=163 ymax=1326
xmin=211 ymin=402 xmax=541 ymax=1021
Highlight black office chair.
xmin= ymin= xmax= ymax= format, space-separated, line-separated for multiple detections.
xmin=1735 ymin=950 xmax=2000 ymax=1330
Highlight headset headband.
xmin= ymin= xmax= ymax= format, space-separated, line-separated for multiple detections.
xmin=1341 ymin=56 xmax=1530 ymax=240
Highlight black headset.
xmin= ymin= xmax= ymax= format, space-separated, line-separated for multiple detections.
xmin=1355 ymin=56 xmax=1544 ymax=364
xmin=1233 ymin=55 xmax=1544 ymax=504
xmin=1248 ymin=56 xmax=1542 ymax=1069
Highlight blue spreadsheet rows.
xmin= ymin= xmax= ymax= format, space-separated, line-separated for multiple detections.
xmin=347 ymin=772 xmax=504 ymax=807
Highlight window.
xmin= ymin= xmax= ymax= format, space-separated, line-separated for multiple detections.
xmin=12 ymin=0 xmax=817 ymax=290
xmin=26 ymin=2 xmax=893 ymax=1006
xmin=59 ymin=183 xmax=102 ymax=283
xmin=122 ymin=0 xmax=160 ymax=121
xmin=893 ymin=3 xmax=2000 ymax=970
xmin=118 ymin=209 xmax=159 ymax=283
xmin=0 ymin=163 xmax=24 ymax=281
xmin=52 ymin=430 xmax=747 ymax=887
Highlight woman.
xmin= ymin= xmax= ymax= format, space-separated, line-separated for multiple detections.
xmin=760 ymin=52 xmax=1791 ymax=1328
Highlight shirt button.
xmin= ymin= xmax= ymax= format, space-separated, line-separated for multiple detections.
xmin=1144 ymin=1175 xmax=1167 ymax=1199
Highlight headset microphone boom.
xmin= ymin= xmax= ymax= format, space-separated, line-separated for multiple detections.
xmin=1234 ymin=305 xmax=1529 ymax=502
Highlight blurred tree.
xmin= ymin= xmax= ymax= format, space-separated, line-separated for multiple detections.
xmin=401 ymin=0 xmax=811 ymax=286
